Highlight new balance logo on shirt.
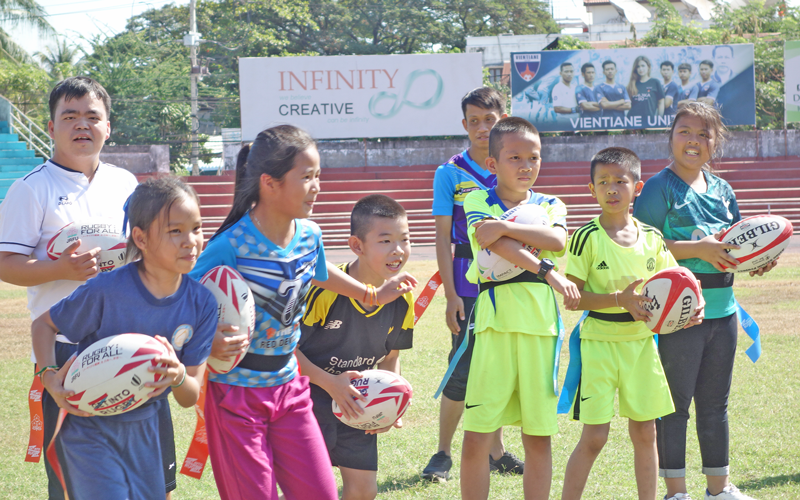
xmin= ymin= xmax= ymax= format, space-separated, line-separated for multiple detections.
xmin=324 ymin=320 xmax=343 ymax=329
xmin=596 ymin=261 xmax=609 ymax=270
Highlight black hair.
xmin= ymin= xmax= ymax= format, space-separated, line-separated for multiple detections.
xmin=678 ymin=63 xmax=692 ymax=72
xmin=581 ymin=63 xmax=595 ymax=75
xmin=667 ymin=101 xmax=727 ymax=170
xmin=49 ymin=77 xmax=111 ymax=121
xmin=602 ymin=60 xmax=616 ymax=70
xmin=350 ymin=194 xmax=407 ymax=241
xmin=712 ymin=45 xmax=734 ymax=58
xmin=488 ymin=116 xmax=540 ymax=160
xmin=590 ymin=147 xmax=641 ymax=183
xmin=660 ymin=61 xmax=674 ymax=69
xmin=699 ymin=59 xmax=714 ymax=69
xmin=125 ymin=177 xmax=201 ymax=262
xmin=560 ymin=62 xmax=573 ymax=71
xmin=461 ymin=87 xmax=506 ymax=119
xmin=214 ymin=125 xmax=317 ymax=239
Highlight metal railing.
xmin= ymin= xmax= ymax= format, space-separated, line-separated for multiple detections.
xmin=0 ymin=95 xmax=52 ymax=159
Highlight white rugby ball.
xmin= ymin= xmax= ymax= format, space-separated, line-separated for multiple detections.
xmin=476 ymin=203 xmax=550 ymax=282
xmin=47 ymin=218 xmax=127 ymax=272
xmin=332 ymin=369 xmax=413 ymax=430
xmin=200 ymin=265 xmax=256 ymax=374
xmin=64 ymin=334 xmax=169 ymax=416
xmin=719 ymin=214 xmax=793 ymax=273
xmin=642 ymin=267 xmax=702 ymax=334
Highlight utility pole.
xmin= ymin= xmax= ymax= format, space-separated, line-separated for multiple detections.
xmin=184 ymin=0 xmax=201 ymax=175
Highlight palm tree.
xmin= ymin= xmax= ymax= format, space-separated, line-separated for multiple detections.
xmin=0 ymin=0 xmax=55 ymax=64
xmin=35 ymin=38 xmax=83 ymax=79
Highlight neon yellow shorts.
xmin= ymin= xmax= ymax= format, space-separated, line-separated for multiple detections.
xmin=463 ymin=329 xmax=558 ymax=436
xmin=571 ymin=336 xmax=674 ymax=424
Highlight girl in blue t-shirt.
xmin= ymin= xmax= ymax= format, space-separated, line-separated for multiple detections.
xmin=627 ymin=55 xmax=666 ymax=120
xmin=190 ymin=124 xmax=416 ymax=500
xmin=31 ymin=177 xmax=218 ymax=500
xmin=633 ymin=102 xmax=775 ymax=500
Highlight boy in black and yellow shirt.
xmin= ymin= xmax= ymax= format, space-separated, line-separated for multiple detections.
xmin=560 ymin=147 xmax=702 ymax=500
xmin=297 ymin=194 xmax=414 ymax=500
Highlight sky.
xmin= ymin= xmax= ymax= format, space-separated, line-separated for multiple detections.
xmin=7 ymin=0 xmax=800 ymax=60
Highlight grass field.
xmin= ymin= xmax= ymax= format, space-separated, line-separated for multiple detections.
xmin=1 ymin=254 xmax=799 ymax=499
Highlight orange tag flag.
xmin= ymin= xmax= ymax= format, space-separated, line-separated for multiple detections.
xmin=414 ymin=272 xmax=442 ymax=325
xmin=46 ymin=408 xmax=69 ymax=500
xmin=25 ymin=370 xmax=45 ymax=463
xmin=180 ymin=371 xmax=209 ymax=479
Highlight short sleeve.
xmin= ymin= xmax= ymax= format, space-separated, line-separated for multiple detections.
xmin=190 ymin=233 xmax=238 ymax=281
xmin=314 ymin=241 xmax=328 ymax=281
xmin=723 ymin=181 xmax=741 ymax=224
xmin=622 ymin=87 xmax=631 ymax=102
xmin=576 ymin=87 xmax=586 ymax=104
xmin=654 ymin=81 xmax=666 ymax=100
xmin=545 ymin=197 xmax=567 ymax=231
xmin=0 ymin=180 xmax=44 ymax=255
xmin=632 ymin=176 xmax=670 ymax=232
xmin=390 ymin=292 xmax=415 ymax=350
xmin=708 ymin=81 xmax=720 ymax=99
xmin=464 ymin=192 xmax=492 ymax=252
xmin=50 ymin=279 xmax=104 ymax=343
xmin=688 ymin=85 xmax=699 ymax=99
xmin=179 ymin=290 xmax=218 ymax=367
xmin=432 ymin=165 xmax=455 ymax=216
xmin=566 ymin=229 xmax=594 ymax=283
xmin=655 ymin=234 xmax=678 ymax=271
xmin=301 ymin=286 xmax=335 ymax=327
xmin=667 ymin=83 xmax=680 ymax=100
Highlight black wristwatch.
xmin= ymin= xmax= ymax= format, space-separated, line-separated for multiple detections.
xmin=537 ymin=258 xmax=554 ymax=281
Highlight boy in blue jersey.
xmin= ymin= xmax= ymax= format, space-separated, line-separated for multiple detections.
xmin=461 ymin=117 xmax=580 ymax=500
xmin=696 ymin=61 xmax=721 ymax=107
xmin=424 ymin=87 xmax=524 ymax=481
xmin=676 ymin=63 xmax=699 ymax=110
xmin=596 ymin=61 xmax=631 ymax=122
xmin=576 ymin=63 xmax=601 ymax=119
xmin=661 ymin=61 xmax=681 ymax=116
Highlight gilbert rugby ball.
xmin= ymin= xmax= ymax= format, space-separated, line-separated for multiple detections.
xmin=200 ymin=265 xmax=256 ymax=374
xmin=642 ymin=267 xmax=702 ymax=334
xmin=332 ymin=370 xmax=413 ymax=431
xmin=719 ymin=214 xmax=793 ymax=273
xmin=476 ymin=203 xmax=550 ymax=282
xmin=64 ymin=334 xmax=169 ymax=416
xmin=47 ymin=218 xmax=127 ymax=272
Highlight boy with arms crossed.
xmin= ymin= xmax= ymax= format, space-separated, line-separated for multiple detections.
xmin=560 ymin=147 xmax=702 ymax=500
xmin=425 ymin=87 xmax=524 ymax=482
xmin=298 ymin=195 xmax=414 ymax=500
xmin=0 ymin=77 xmax=146 ymax=499
xmin=461 ymin=117 xmax=580 ymax=500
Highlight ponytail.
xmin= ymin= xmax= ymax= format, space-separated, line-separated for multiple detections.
xmin=213 ymin=125 xmax=316 ymax=239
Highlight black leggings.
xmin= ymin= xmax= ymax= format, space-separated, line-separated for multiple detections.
xmin=656 ymin=313 xmax=738 ymax=478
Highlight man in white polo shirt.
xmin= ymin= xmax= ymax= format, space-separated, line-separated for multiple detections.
xmin=551 ymin=62 xmax=579 ymax=122
xmin=0 ymin=77 xmax=138 ymax=500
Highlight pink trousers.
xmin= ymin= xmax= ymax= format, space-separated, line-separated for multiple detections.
xmin=205 ymin=376 xmax=338 ymax=500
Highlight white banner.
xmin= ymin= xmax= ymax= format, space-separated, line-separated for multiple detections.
xmin=239 ymin=53 xmax=483 ymax=141
xmin=786 ymin=40 xmax=800 ymax=124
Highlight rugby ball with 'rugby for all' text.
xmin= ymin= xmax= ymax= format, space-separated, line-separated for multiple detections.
xmin=64 ymin=334 xmax=169 ymax=416
xmin=719 ymin=214 xmax=793 ymax=273
xmin=642 ymin=266 xmax=702 ymax=334
xmin=476 ymin=203 xmax=550 ymax=282
xmin=47 ymin=218 xmax=127 ymax=272
xmin=332 ymin=369 xmax=413 ymax=430
xmin=200 ymin=265 xmax=256 ymax=374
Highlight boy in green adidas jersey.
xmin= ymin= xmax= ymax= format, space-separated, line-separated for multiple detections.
xmin=461 ymin=117 xmax=580 ymax=500
xmin=560 ymin=147 xmax=704 ymax=500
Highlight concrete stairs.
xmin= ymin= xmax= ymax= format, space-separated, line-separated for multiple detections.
xmin=178 ymin=157 xmax=800 ymax=249
xmin=0 ymin=121 xmax=44 ymax=202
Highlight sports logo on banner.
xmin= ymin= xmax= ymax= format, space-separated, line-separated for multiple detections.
xmin=513 ymin=53 xmax=541 ymax=82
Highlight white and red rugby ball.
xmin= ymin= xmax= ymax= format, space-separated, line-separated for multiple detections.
xmin=476 ymin=203 xmax=550 ymax=282
xmin=332 ymin=369 xmax=413 ymax=431
xmin=64 ymin=334 xmax=169 ymax=416
xmin=200 ymin=265 xmax=256 ymax=374
xmin=642 ymin=267 xmax=702 ymax=334
xmin=719 ymin=214 xmax=793 ymax=273
xmin=47 ymin=218 xmax=127 ymax=272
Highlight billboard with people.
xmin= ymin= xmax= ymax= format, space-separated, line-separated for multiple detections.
xmin=510 ymin=44 xmax=755 ymax=132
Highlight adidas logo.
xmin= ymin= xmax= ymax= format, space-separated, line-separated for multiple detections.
xmin=596 ymin=261 xmax=609 ymax=270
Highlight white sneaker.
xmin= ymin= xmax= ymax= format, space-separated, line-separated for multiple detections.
xmin=705 ymin=484 xmax=756 ymax=500
xmin=665 ymin=493 xmax=693 ymax=500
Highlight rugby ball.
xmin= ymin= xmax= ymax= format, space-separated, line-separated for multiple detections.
xmin=64 ymin=334 xmax=169 ymax=416
xmin=642 ymin=267 xmax=702 ymax=334
xmin=476 ymin=203 xmax=550 ymax=282
xmin=332 ymin=370 xmax=413 ymax=431
xmin=719 ymin=214 xmax=793 ymax=273
xmin=200 ymin=265 xmax=256 ymax=374
xmin=47 ymin=218 xmax=127 ymax=272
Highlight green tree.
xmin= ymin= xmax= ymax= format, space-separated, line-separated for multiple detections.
xmin=0 ymin=58 xmax=50 ymax=120
xmin=0 ymin=0 xmax=54 ymax=63
xmin=34 ymin=38 xmax=83 ymax=81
